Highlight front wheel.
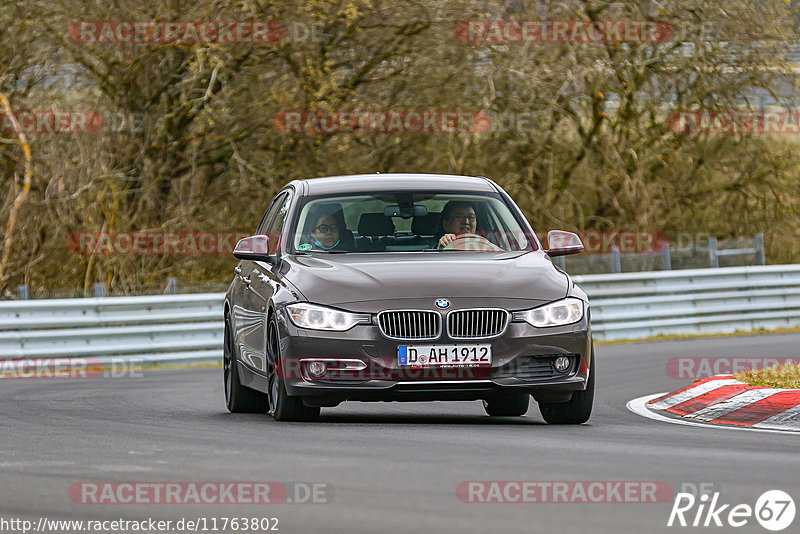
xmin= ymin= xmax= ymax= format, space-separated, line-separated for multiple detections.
xmin=538 ymin=346 xmax=595 ymax=425
xmin=266 ymin=317 xmax=320 ymax=422
xmin=224 ymin=315 xmax=268 ymax=413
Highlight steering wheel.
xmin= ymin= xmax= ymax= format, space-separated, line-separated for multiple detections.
xmin=442 ymin=233 xmax=503 ymax=252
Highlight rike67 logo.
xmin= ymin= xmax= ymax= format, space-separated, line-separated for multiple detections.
xmin=668 ymin=489 xmax=795 ymax=531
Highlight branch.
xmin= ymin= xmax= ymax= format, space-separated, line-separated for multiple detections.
xmin=0 ymin=91 xmax=33 ymax=285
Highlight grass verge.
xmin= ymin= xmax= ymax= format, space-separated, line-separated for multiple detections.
xmin=595 ymin=326 xmax=800 ymax=345
xmin=734 ymin=363 xmax=800 ymax=389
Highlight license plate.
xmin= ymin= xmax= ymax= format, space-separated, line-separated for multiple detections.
xmin=398 ymin=344 xmax=491 ymax=367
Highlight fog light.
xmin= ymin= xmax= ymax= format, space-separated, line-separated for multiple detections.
xmin=554 ymin=356 xmax=571 ymax=373
xmin=307 ymin=361 xmax=327 ymax=377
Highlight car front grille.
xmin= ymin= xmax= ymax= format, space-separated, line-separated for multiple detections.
xmin=447 ymin=309 xmax=509 ymax=339
xmin=378 ymin=310 xmax=441 ymax=340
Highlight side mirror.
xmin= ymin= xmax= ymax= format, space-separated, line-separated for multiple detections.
xmin=545 ymin=230 xmax=584 ymax=257
xmin=233 ymin=235 xmax=274 ymax=262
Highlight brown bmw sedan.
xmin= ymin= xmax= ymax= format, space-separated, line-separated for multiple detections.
xmin=224 ymin=174 xmax=593 ymax=423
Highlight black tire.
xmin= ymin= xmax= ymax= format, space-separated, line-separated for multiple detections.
xmin=539 ymin=346 xmax=595 ymax=425
xmin=266 ymin=317 xmax=320 ymax=422
xmin=224 ymin=315 xmax=268 ymax=413
xmin=482 ymin=392 xmax=530 ymax=416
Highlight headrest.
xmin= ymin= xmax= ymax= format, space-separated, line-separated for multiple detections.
xmin=312 ymin=203 xmax=344 ymax=220
xmin=412 ymin=212 xmax=441 ymax=235
xmin=306 ymin=203 xmax=345 ymax=232
xmin=358 ymin=213 xmax=395 ymax=236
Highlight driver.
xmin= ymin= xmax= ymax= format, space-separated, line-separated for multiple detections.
xmin=437 ymin=200 xmax=478 ymax=249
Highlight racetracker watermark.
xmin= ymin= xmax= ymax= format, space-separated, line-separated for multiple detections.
xmin=546 ymin=230 xmax=669 ymax=254
xmin=67 ymin=232 xmax=252 ymax=255
xmin=666 ymin=357 xmax=800 ymax=380
xmin=0 ymin=111 xmax=102 ymax=134
xmin=70 ymin=482 xmax=330 ymax=504
xmin=667 ymin=110 xmax=800 ymax=135
xmin=1 ymin=517 xmax=279 ymax=533
xmin=0 ymin=358 xmax=143 ymax=379
xmin=456 ymin=481 xmax=674 ymax=503
xmin=277 ymin=353 xmax=587 ymax=382
xmin=273 ymin=111 xmax=491 ymax=134
xmin=68 ymin=21 xmax=286 ymax=44
xmin=456 ymin=20 xmax=674 ymax=43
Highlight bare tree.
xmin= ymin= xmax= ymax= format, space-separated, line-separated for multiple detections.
xmin=1 ymin=0 xmax=798 ymax=294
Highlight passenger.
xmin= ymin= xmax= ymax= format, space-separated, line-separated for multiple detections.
xmin=301 ymin=206 xmax=354 ymax=251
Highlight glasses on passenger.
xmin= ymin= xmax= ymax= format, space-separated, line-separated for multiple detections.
xmin=314 ymin=224 xmax=338 ymax=233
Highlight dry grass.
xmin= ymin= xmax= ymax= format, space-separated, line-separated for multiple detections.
xmin=594 ymin=326 xmax=800 ymax=345
xmin=734 ymin=363 xmax=800 ymax=389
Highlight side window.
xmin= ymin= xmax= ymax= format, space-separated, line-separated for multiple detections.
xmin=256 ymin=192 xmax=288 ymax=235
xmin=264 ymin=193 xmax=291 ymax=254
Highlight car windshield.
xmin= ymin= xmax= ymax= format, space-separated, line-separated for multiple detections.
xmin=291 ymin=191 xmax=538 ymax=254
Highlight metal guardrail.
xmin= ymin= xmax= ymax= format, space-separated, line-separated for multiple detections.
xmin=0 ymin=293 xmax=224 ymax=366
xmin=574 ymin=265 xmax=800 ymax=340
xmin=1 ymin=265 xmax=799 ymax=365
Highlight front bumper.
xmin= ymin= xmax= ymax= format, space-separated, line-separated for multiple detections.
xmin=277 ymin=311 xmax=592 ymax=404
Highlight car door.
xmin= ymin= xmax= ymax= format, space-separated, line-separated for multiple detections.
xmin=232 ymin=191 xmax=289 ymax=373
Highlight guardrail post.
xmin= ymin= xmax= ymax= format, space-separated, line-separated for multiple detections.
xmin=17 ymin=284 xmax=28 ymax=300
xmin=660 ymin=242 xmax=671 ymax=270
xmin=93 ymin=283 xmax=105 ymax=297
xmin=708 ymin=237 xmax=719 ymax=268
xmin=754 ymin=233 xmax=765 ymax=265
xmin=610 ymin=245 xmax=621 ymax=273
xmin=166 ymin=277 xmax=178 ymax=294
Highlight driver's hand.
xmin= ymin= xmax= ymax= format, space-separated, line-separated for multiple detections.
xmin=438 ymin=233 xmax=456 ymax=249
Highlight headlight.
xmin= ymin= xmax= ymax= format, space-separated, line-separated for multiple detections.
xmin=286 ymin=303 xmax=370 ymax=331
xmin=513 ymin=297 xmax=585 ymax=327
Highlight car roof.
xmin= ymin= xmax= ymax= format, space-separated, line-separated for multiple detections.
xmin=293 ymin=173 xmax=498 ymax=195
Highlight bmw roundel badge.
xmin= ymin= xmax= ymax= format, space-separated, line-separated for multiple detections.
xmin=435 ymin=298 xmax=450 ymax=309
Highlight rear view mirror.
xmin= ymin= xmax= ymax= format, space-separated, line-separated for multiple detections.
xmin=545 ymin=230 xmax=584 ymax=257
xmin=383 ymin=205 xmax=429 ymax=218
xmin=233 ymin=235 xmax=273 ymax=261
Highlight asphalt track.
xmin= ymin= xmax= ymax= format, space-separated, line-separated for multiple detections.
xmin=2 ymin=333 xmax=799 ymax=534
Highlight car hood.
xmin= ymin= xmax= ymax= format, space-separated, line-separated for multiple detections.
xmin=282 ymin=251 xmax=569 ymax=311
